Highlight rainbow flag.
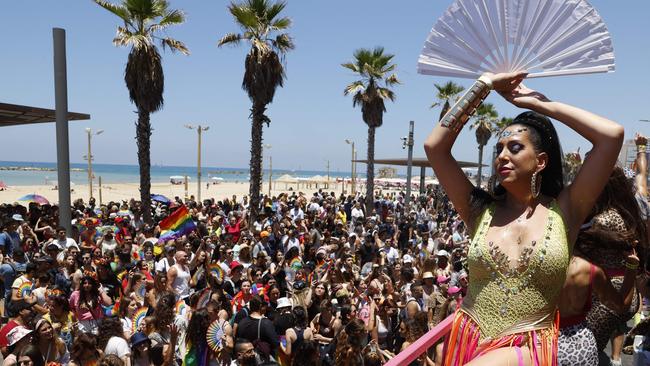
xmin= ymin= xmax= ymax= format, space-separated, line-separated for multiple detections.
xmin=158 ymin=205 xmax=196 ymax=243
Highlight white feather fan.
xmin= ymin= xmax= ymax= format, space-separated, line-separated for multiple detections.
xmin=417 ymin=0 xmax=615 ymax=79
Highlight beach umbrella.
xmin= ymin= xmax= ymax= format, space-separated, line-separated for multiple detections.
xmin=151 ymin=194 xmax=172 ymax=204
xmin=17 ymin=194 xmax=50 ymax=205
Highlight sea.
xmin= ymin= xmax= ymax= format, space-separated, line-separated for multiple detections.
xmin=0 ymin=160 xmax=359 ymax=186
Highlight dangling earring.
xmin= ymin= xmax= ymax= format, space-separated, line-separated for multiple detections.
xmin=531 ymin=171 xmax=542 ymax=198
xmin=487 ymin=174 xmax=497 ymax=196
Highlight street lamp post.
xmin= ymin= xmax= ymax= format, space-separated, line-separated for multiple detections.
xmin=84 ymin=128 xmax=103 ymax=201
xmin=185 ymin=124 xmax=210 ymax=203
xmin=345 ymin=139 xmax=355 ymax=194
xmin=401 ymin=121 xmax=415 ymax=206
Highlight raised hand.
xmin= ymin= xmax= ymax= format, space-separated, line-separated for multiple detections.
xmin=498 ymin=83 xmax=550 ymax=110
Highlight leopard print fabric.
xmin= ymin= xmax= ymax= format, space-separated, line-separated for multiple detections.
xmin=585 ymin=277 xmax=640 ymax=351
xmin=558 ymin=321 xmax=598 ymax=366
xmin=579 ymin=209 xmax=629 ymax=269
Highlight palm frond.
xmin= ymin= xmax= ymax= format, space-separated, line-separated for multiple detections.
xmin=377 ymin=88 xmax=396 ymax=101
xmin=161 ymin=37 xmax=189 ymax=55
xmin=385 ymin=74 xmax=400 ymax=86
xmin=125 ymin=0 xmax=155 ymax=18
xmin=265 ymin=0 xmax=287 ymax=21
xmin=218 ymin=32 xmax=244 ymax=47
xmin=113 ymin=26 xmax=151 ymax=48
xmin=270 ymin=17 xmax=291 ymax=31
xmin=94 ymin=0 xmax=131 ymax=22
xmin=158 ymin=8 xmax=185 ymax=26
xmin=271 ymin=33 xmax=294 ymax=53
xmin=341 ymin=62 xmax=360 ymax=73
xmin=229 ymin=3 xmax=258 ymax=29
xmin=344 ymin=81 xmax=365 ymax=96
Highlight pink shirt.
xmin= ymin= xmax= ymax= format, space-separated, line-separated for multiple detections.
xmin=69 ymin=291 xmax=104 ymax=321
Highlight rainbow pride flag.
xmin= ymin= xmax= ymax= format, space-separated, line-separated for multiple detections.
xmin=158 ymin=205 xmax=196 ymax=243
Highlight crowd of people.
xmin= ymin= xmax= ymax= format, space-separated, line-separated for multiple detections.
xmin=0 ymin=75 xmax=649 ymax=366
xmin=0 ymin=184 xmax=476 ymax=366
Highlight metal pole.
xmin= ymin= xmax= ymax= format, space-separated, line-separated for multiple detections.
xmin=327 ymin=160 xmax=330 ymax=188
xmin=351 ymin=142 xmax=355 ymax=194
xmin=184 ymin=175 xmax=189 ymax=201
xmin=197 ymin=126 xmax=202 ymax=203
xmin=405 ymin=120 xmax=415 ymax=206
xmin=419 ymin=166 xmax=426 ymax=195
xmin=87 ymin=130 xmax=92 ymax=200
xmin=98 ymin=176 xmax=103 ymax=206
xmin=268 ymin=155 xmax=272 ymax=196
xmin=53 ymin=28 xmax=71 ymax=234
xmin=352 ymin=149 xmax=357 ymax=196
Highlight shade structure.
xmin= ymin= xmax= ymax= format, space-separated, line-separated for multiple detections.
xmin=0 ymin=102 xmax=90 ymax=127
xmin=353 ymin=157 xmax=484 ymax=168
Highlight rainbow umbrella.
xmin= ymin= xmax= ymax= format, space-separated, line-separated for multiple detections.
xmin=17 ymin=194 xmax=50 ymax=205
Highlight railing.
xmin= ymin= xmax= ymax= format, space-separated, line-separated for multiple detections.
xmin=385 ymin=314 xmax=454 ymax=366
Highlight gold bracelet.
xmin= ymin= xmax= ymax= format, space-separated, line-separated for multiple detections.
xmin=439 ymin=75 xmax=492 ymax=133
xmin=638 ymin=145 xmax=647 ymax=153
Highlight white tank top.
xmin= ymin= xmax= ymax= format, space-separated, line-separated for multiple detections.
xmin=172 ymin=264 xmax=191 ymax=299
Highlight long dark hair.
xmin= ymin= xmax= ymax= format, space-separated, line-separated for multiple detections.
xmin=79 ymin=276 xmax=100 ymax=309
xmin=470 ymin=111 xmax=564 ymax=221
xmin=18 ymin=345 xmax=45 ymax=366
xmin=185 ymin=309 xmax=210 ymax=348
xmin=576 ymin=167 xmax=648 ymax=267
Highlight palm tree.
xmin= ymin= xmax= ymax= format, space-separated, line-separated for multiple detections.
xmin=469 ymin=103 xmax=499 ymax=187
xmin=431 ymin=81 xmax=465 ymax=121
xmin=94 ymin=0 xmax=189 ymax=224
xmin=342 ymin=47 xmax=400 ymax=212
xmin=218 ymin=0 xmax=294 ymax=224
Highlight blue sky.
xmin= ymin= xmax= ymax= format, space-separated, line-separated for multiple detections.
xmin=1 ymin=0 xmax=648 ymax=174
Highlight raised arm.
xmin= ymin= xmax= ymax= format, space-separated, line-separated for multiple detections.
xmin=635 ymin=134 xmax=648 ymax=197
xmin=424 ymin=72 xmax=527 ymax=230
xmin=499 ymin=84 xmax=624 ymax=238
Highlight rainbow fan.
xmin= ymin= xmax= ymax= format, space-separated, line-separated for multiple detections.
xmin=196 ymin=289 xmax=212 ymax=309
xmin=209 ymin=263 xmax=225 ymax=281
xmin=175 ymin=300 xmax=188 ymax=318
xmin=131 ymin=306 xmax=148 ymax=333
xmin=206 ymin=320 xmax=224 ymax=352
xmin=18 ymin=282 xmax=32 ymax=298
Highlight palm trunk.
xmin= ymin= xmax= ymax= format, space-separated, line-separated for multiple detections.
xmin=366 ymin=126 xmax=376 ymax=213
xmin=477 ymin=144 xmax=484 ymax=188
xmin=136 ymin=109 xmax=153 ymax=225
xmin=249 ymin=102 xmax=266 ymax=224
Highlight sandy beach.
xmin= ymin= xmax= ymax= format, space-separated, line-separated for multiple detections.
xmin=0 ymin=180 xmax=347 ymax=205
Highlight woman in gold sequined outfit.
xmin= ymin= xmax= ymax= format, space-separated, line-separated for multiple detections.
xmin=424 ymin=72 xmax=624 ymax=366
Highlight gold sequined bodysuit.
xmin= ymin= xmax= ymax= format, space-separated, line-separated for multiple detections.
xmin=462 ymin=200 xmax=571 ymax=342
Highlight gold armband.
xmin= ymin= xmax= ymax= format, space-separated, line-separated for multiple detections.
xmin=638 ymin=145 xmax=647 ymax=154
xmin=439 ymin=75 xmax=492 ymax=133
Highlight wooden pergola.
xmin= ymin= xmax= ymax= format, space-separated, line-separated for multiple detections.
xmin=0 ymin=102 xmax=89 ymax=127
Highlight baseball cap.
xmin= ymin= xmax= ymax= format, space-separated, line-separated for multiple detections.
xmin=229 ymin=261 xmax=243 ymax=271
xmin=403 ymin=254 xmax=414 ymax=264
